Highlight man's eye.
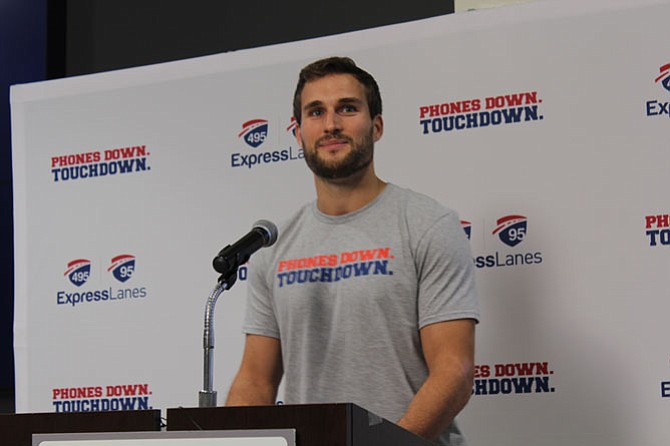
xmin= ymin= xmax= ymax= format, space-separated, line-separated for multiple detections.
xmin=308 ymin=109 xmax=323 ymax=117
xmin=341 ymin=105 xmax=357 ymax=113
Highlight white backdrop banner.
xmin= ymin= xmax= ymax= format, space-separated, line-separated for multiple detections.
xmin=11 ymin=0 xmax=670 ymax=445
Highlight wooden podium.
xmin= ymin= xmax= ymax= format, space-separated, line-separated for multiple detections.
xmin=167 ymin=403 xmax=436 ymax=446
xmin=0 ymin=409 xmax=161 ymax=446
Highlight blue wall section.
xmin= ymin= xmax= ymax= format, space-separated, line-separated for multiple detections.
xmin=0 ymin=0 xmax=48 ymax=405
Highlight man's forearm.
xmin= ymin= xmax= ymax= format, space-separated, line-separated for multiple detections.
xmin=397 ymin=366 xmax=473 ymax=440
xmin=225 ymin=373 xmax=279 ymax=406
xmin=226 ymin=334 xmax=283 ymax=406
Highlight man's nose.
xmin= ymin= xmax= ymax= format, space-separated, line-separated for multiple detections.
xmin=324 ymin=110 xmax=342 ymax=133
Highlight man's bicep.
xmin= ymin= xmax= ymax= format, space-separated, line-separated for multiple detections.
xmin=416 ymin=213 xmax=479 ymax=327
xmin=420 ymin=319 xmax=475 ymax=373
xmin=239 ymin=334 xmax=283 ymax=383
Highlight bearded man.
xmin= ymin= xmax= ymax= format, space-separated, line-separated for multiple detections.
xmin=226 ymin=56 xmax=480 ymax=446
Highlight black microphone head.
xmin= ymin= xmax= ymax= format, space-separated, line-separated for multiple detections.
xmin=253 ymin=219 xmax=278 ymax=247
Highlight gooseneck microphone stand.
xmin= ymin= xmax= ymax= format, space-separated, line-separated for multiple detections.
xmin=198 ymin=219 xmax=278 ymax=407
xmin=198 ymin=268 xmax=237 ymax=408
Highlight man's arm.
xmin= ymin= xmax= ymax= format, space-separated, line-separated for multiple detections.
xmin=226 ymin=334 xmax=283 ymax=406
xmin=397 ymin=318 xmax=476 ymax=441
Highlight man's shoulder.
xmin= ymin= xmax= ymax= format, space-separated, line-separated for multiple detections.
xmin=387 ymin=183 xmax=456 ymax=221
xmin=276 ymin=200 xmax=315 ymax=235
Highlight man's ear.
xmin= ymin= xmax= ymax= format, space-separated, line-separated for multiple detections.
xmin=373 ymin=115 xmax=384 ymax=142
xmin=294 ymin=124 xmax=303 ymax=147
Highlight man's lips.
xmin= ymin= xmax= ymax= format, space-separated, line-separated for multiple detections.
xmin=317 ymin=137 xmax=350 ymax=150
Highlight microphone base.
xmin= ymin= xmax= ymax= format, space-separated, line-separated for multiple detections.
xmin=199 ymin=390 xmax=218 ymax=408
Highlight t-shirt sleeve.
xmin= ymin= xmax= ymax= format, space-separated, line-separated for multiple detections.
xmin=242 ymin=251 xmax=281 ymax=339
xmin=415 ymin=210 xmax=480 ymax=329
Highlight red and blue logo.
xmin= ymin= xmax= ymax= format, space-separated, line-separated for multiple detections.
xmin=231 ymin=116 xmax=304 ymax=169
xmin=655 ymin=63 xmax=670 ymax=93
xmin=471 ymin=214 xmax=541 ymax=269
xmin=286 ymin=117 xmax=298 ymax=137
xmin=238 ymin=119 xmax=268 ymax=148
xmin=64 ymin=259 xmax=91 ymax=287
xmin=461 ymin=220 xmax=472 ymax=240
xmin=646 ymin=63 xmax=670 ymax=118
xmin=493 ymin=215 xmax=527 ymax=247
xmin=108 ymin=254 xmax=136 ymax=283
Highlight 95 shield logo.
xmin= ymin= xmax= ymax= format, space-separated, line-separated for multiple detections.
xmin=108 ymin=254 xmax=136 ymax=283
xmin=286 ymin=117 xmax=298 ymax=137
xmin=461 ymin=220 xmax=472 ymax=240
xmin=239 ymin=119 xmax=268 ymax=148
xmin=493 ymin=215 xmax=527 ymax=247
xmin=64 ymin=259 xmax=91 ymax=287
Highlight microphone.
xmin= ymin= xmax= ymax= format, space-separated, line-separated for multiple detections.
xmin=212 ymin=220 xmax=278 ymax=276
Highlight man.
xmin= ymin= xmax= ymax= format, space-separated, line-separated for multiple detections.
xmin=226 ymin=57 xmax=479 ymax=446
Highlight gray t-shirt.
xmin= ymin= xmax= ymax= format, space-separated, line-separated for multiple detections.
xmin=243 ymin=183 xmax=479 ymax=445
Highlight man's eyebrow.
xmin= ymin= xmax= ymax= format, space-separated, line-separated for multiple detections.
xmin=338 ymin=97 xmax=364 ymax=105
xmin=303 ymin=97 xmax=363 ymax=110
xmin=303 ymin=100 xmax=324 ymax=110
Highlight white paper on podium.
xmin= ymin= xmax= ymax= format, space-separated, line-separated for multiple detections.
xmin=33 ymin=430 xmax=295 ymax=446
xmin=39 ymin=439 xmax=287 ymax=446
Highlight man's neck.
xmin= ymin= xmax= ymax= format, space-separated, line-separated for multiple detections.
xmin=314 ymin=168 xmax=387 ymax=216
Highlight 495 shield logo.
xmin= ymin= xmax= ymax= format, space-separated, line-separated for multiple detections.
xmin=655 ymin=63 xmax=670 ymax=92
xmin=493 ymin=215 xmax=527 ymax=247
xmin=108 ymin=254 xmax=136 ymax=283
xmin=64 ymin=259 xmax=91 ymax=287
xmin=646 ymin=62 xmax=670 ymax=119
xmin=239 ymin=119 xmax=268 ymax=148
xmin=468 ymin=214 xmax=543 ymax=269
xmin=461 ymin=220 xmax=472 ymax=240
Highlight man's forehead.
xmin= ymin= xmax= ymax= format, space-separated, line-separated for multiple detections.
xmin=301 ymin=73 xmax=366 ymax=104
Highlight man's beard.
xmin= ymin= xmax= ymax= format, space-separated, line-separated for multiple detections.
xmin=303 ymin=130 xmax=374 ymax=180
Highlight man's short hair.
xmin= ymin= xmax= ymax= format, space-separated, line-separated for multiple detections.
xmin=292 ymin=56 xmax=382 ymax=125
